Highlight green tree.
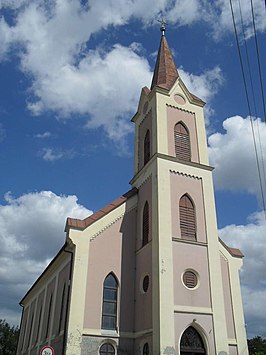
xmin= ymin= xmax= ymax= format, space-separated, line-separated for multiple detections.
xmin=248 ymin=336 xmax=266 ymax=355
xmin=0 ymin=319 xmax=19 ymax=355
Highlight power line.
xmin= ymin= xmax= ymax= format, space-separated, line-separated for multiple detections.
xmin=229 ymin=0 xmax=266 ymax=216
xmin=250 ymin=0 xmax=266 ymax=123
xmin=237 ymin=0 xmax=266 ymax=200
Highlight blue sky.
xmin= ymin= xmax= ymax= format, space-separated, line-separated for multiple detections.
xmin=0 ymin=0 xmax=265 ymax=339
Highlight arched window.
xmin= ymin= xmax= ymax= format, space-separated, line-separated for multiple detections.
xmin=174 ymin=122 xmax=191 ymax=161
xmin=180 ymin=326 xmax=206 ymax=354
xmin=99 ymin=343 xmax=115 ymax=355
xmin=142 ymin=201 xmax=149 ymax=247
xmin=143 ymin=342 xmax=149 ymax=355
xmin=179 ymin=195 xmax=196 ymax=240
xmin=101 ymin=274 xmax=118 ymax=330
xmin=144 ymin=130 xmax=151 ymax=165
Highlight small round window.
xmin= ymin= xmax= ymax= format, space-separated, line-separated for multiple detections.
xmin=143 ymin=275 xmax=149 ymax=293
xmin=183 ymin=270 xmax=198 ymax=289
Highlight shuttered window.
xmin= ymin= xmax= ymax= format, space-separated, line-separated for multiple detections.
xmin=174 ymin=123 xmax=191 ymax=161
xmin=101 ymin=274 xmax=118 ymax=330
xmin=142 ymin=202 xmax=149 ymax=247
xmin=179 ymin=195 xmax=196 ymax=240
xmin=144 ymin=130 xmax=151 ymax=165
xmin=183 ymin=270 xmax=198 ymax=288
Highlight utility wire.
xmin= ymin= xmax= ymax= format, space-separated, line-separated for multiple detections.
xmin=250 ymin=0 xmax=266 ymax=123
xmin=229 ymin=0 xmax=266 ymax=216
xmin=237 ymin=0 xmax=266 ymax=198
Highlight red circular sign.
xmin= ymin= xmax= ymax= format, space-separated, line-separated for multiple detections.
xmin=40 ymin=346 xmax=55 ymax=355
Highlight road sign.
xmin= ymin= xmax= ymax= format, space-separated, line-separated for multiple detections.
xmin=40 ymin=345 xmax=55 ymax=355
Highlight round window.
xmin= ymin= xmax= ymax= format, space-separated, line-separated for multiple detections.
xmin=183 ymin=270 xmax=198 ymax=289
xmin=143 ymin=275 xmax=149 ymax=293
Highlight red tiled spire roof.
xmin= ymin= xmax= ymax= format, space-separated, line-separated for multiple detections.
xmin=151 ymin=34 xmax=179 ymax=91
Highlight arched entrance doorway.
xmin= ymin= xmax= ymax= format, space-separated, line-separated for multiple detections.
xmin=180 ymin=326 xmax=206 ymax=355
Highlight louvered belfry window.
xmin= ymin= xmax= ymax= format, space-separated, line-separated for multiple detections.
xmin=179 ymin=195 xmax=196 ymax=240
xmin=144 ymin=130 xmax=151 ymax=165
xmin=174 ymin=122 xmax=191 ymax=161
xmin=142 ymin=201 xmax=149 ymax=247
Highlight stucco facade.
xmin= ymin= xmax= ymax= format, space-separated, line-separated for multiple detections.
xmin=16 ymin=32 xmax=248 ymax=355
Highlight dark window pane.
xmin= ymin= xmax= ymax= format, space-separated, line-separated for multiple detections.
xmin=100 ymin=342 xmax=115 ymax=355
xmin=103 ymin=302 xmax=117 ymax=315
xmin=102 ymin=274 xmax=118 ymax=330
xmin=105 ymin=274 xmax=117 ymax=288
xmin=104 ymin=289 xmax=117 ymax=301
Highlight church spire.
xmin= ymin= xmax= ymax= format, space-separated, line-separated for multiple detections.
xmin=150 ymin=24 xmax=179 ymax=91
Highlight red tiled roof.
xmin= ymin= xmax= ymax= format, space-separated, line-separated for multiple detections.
xmin=219 ymin=238 xmax=244 ymax=258
xmin=65 ymin=188 xmax=137 ymax=232
xmin=151 ymin=35 xmax=179 ymax=91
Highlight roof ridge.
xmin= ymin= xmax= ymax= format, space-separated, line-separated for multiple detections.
xmin=65 ymin=188 xmax=137 ymax=231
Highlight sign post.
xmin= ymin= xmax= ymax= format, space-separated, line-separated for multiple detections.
xmin=40 ymin=345 xmax=55 ymax=355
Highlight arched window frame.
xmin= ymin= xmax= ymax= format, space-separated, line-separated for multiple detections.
xmin=101 ymin=273 xmax=118 ymax=331
xmin=142 ymin=201 xmax=149 ymax=247
xmin=144 ymin=130 xmax=151 ymax=165
xmin=179 ymin=194 xmax=196 ymax=241
xmin=99 ymin=342 xmax=116 ymax=355
xmin=174 ymin=122 xmax=191 ymax=161
xmin=180 ymin=326 xmax=206 ymax=354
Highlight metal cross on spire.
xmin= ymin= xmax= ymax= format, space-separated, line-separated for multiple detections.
xmin=158 ymin=18 xmax=167 ymax=36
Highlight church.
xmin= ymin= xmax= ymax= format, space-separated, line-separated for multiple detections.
xmin=16 ymin=26 xmax=248 ymax=355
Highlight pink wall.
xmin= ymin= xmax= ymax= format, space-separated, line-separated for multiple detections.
xmin=174 ymin=314 xmax=215 ymax=354
xmin=170 ymin=173 xmax=207 ymax=243
xmin=84 ymin=207 xmax=136 ymax=333
xmin=136 ymin=176 xmax=152 ymax=250
xmin=138 ymin=110 xmax=153 ymax=171
xmin=220 ymin=255 xmax=236 ymax=339
xmin=134 ymin=243 xmax=153 ymax=332
xmin=167 ymin=106 xmax=199 ymax=162
xmin=172 ymin=241 xmax=211 ymax=308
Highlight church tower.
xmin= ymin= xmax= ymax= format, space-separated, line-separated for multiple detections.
xmin=16 ymin=27 xmax=248 ymax=355
xmin=130 ymin=25 xmax=248 ymax=354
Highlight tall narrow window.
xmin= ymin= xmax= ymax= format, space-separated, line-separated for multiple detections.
xmin=36 ymin=305 xmax=42 ymax=343
xmin=144 ymin=130 xmax=151 ymax=165
xmin=101 ymin=274 xmax=118 ymax=330
xmin=179 ymin=195 xmax=196 ymax=240
xmin=174 ymin=123 xmax=191 ymax=161
xmin=27 ymin=311 xmax=34 ymax=349
xmin=142 ymin=201 xmax=149 ymax=247
xmin=58 ymin=283 xmax=66 ymax=334
xmin=45 ymin=294 xmax=53 ymax=339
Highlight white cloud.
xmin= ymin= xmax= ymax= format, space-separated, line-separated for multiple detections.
xmin=0 ymin=191 xmax=92 ymax=325
xmin=219 ymin=211 xmax=266 ymax=337
xmin=40 ymin=147 xmax=75 ymax=161
xmin=34 ymin=131 xmax=51 ymax=139
xmin=211 ymin=0 xmax=266 ymax=40
xmin=208 ymin=115 xmax=266 ymax=199
xmin=179 ymin=66 xmax=224 ymax=124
